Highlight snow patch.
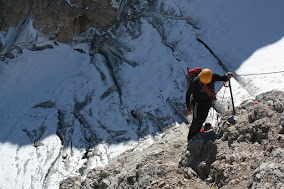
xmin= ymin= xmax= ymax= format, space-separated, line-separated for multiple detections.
xmin=65 ymin=0 xmax=78 ymax=7
xmin=111 ymin=0 xmax=120 ymax=9
xmin=236 ymin=37 xmax=284 ymax=94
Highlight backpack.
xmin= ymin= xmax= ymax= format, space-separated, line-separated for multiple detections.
xmin=186 ymin=67 xmax=202 ymax=87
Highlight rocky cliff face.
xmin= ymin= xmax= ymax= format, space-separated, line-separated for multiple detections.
xmin=60 ymin=91 xmax=284 ymax=188
xmin=0 ymin=0 xmax=118 ymax=42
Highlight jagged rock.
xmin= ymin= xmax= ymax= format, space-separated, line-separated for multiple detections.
xmin=47 ymin=30 xmax=61 ymax=40
xmin=179 ymin=131 xmax=218 ymax=180
xmin=207 ymin=90 xmax=284 ymax=188
xmin=60 ymin=123 xmax=211 ymax=189
xmin=248 ymin=104 xmax=274 ymax=123
xmin=30 ymin=44 xmax=54 ymax=51
xmin=248 ymin=149 xmax=284 ymax=189
xmin=59 ymin=176 xmax=82 ymax=189
xmin=0 ymin=0 xmax=118 ymax=42
xmin=279 ymin=125 xmax=284 ymax=134
xmin=60 ymin=91 xmax=284 ymax=189
xmin=280 ymin=112 xmax=284 ymax=125
xmin=178 ymin=91 xmax=284 ymax=188
xmin=274 ymin=100 xmax=284 ymax=113
xmin=180 ymin=167 xmax=197 ymax=179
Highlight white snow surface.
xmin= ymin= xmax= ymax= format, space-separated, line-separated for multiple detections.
xmin=0 ymin=1 xmax=284 ymax=188
xmin=177 ymin=0 xmax=284 ymax=94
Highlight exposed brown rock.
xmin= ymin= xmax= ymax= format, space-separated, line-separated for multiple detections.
xmin=0 ymin=0 xmax=118 ymax=42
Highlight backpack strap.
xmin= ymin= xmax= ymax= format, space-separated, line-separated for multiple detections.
xmin=198 ymin=79 xmax=216 ymax=101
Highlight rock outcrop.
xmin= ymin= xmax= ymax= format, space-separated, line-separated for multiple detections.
xmin=0 ymin=0 xmax=118 ymax=42
xmin=181 ymin=90 xmax=284 ymax=188
xmin=61 ymin=91 xmax=284 ymax=188
xmin=207 ymin=90 xmax=284 ymax=189
xmin=60 ymin=122 xmax=210 ymax=189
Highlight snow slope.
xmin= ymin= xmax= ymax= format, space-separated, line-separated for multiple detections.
xmin=168 ymin=0 xmax=284 ymax=94
xmin=0 ymin=0 xmax=283 ymax=188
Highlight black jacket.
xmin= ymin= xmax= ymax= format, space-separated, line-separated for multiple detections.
xmin=186 ymin=74 xmax=228 ymax=109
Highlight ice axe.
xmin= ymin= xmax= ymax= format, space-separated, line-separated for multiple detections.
xmin=228 ymin=78 xmax=235 ymax=115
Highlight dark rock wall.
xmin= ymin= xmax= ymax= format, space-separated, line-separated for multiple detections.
xmin=0 ymin=0 xmax=118 ymax=42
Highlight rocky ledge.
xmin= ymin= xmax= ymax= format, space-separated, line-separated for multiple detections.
xmin=60 ymin=90 xmax=284 ymax=188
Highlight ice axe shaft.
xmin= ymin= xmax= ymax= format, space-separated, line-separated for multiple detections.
xmin=228 ymin=78 xmax=235 ymax=115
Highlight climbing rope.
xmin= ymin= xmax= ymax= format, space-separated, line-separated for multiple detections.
xmin=210 ymin=80 xmax=229 ymax=102
xmin=236 ymin=70 xmax=284 ymax=76
xmin=220 ymin=81 xmax=229 ymax=104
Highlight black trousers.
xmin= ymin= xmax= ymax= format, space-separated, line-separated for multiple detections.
xmin=187 ymin=101 xmax=212 ymax=141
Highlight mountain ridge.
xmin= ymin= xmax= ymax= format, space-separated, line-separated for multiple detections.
xmin=0 ymin=1 xmax=284 ymax=188
xmin=60 ymin=91 xmax=284 ymax=189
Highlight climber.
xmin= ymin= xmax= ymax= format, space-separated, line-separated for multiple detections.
xmin=186 ymin=68 xmax=233 ymax=141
